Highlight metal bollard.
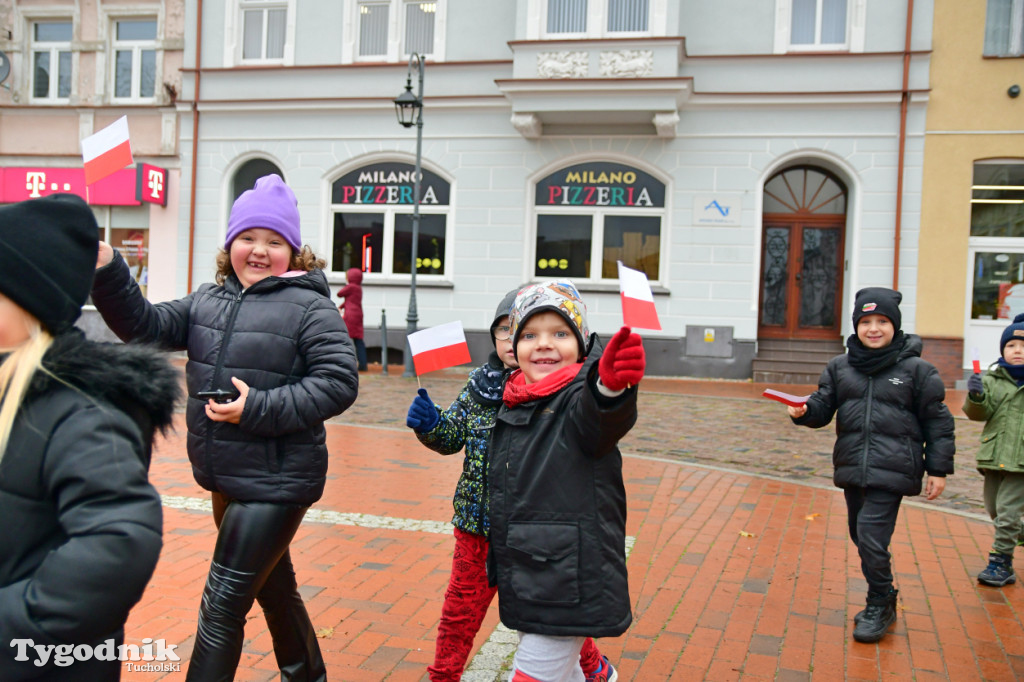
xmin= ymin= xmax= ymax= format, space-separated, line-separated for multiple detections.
xmin=380 ymin=309 xmax=389 ymax=376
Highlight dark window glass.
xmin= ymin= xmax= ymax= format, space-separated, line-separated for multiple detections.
xmin=601 ymin=215 xmax=660 ymax=279
xmin=115 ymin=50 xmax=133 ymax=97
xmin=394 ymin=214 xmax=446 ymax=274
xmin=140 ymin=49 xmax=156 ymax=97
xmin=35 ymin=22 xmax=72 ymax=42
xmin=971 ymin=163 xmax=1024 ymax=238
xmin=33 ymin=52 xmax=50 ymax=98
xmin=972 ymin=251 xmax=1024 ymax=320
xmin=535 ymin=215 xmax=592 ymax=278
xmin=761 ymin=227 xmax=790 ymax=326
xmin=232 ymin=161 xmax=285 ymax=202
xmin=334 ymin=213 xmax=384 ymax=274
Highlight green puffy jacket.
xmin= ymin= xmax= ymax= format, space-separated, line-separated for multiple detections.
xmin=962 ymin=366 xmax=1024 ymax=472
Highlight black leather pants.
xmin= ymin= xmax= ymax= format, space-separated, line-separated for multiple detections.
xmin=185 ymin=493 xmax=326 ymax=682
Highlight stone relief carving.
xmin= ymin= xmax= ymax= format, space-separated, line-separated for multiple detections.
xmin=599 ymin=50 xmax=654 ymax=78
xmin=537 ymin=52 xmax=588 ymax=79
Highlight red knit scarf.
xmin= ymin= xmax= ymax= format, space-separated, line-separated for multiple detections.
xmin=502 ymin=363 xmax=583 ymax=407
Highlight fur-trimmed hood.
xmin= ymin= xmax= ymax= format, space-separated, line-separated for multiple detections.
xmin=27 ymin=330 xmax=181 ymax=439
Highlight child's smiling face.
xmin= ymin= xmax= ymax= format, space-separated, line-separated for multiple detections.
xmin=516 ymin=311 xmax=580 ymax=384
xmin=1004 ymin=338 xmax=1024 ymax=365
xmin=856 ymin=313 xmax=895 ymax=349
xmin=229 ymin=228 xmax=293 ymax=288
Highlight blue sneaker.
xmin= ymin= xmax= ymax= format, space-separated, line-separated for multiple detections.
xmin=585 ymin=655 xmax=618 ymax=682
xmin=978 ymin=553 xmax=1016 ymax=587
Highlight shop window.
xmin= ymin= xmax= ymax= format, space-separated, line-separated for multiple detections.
xmin=88 ymin=206 xmax=150 ymax=299
xmin=113 ymin=18 xmax=158 ymax=101
xmin=240 ymin=0 xmax=288 ymax=62
xmin=330 ymin=161 xmax=450 ymax=278
xmin=356 ymin=0 xmax=440 ymax=59
xmin=984 ymin=0 xmax=1024 ymax=57
xmin=545 ymin=0 xmax=650 ymax=36
xmin=971 ymin=252 xmax=1024 ymax=320
xmin=534 ymin=162 xmax=664 ymax=282
xmin=970 ymin=162 xmax=1024 ymax=237
xmin=31 ymin=21 xmax=72 ymax=101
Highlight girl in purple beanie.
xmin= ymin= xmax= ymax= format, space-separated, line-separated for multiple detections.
xmin=91 ymin=174 xmax=359 ymax=681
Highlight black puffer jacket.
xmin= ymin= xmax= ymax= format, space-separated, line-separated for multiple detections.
xmin=0 ymin=330 xmax=179 ymax=681
xmin=794 ymin=334 xmax=955 ymax=496
xmin=488 ymin=340 xmax=637 ymax=638
xmin=92 ymin=250 xmax=359 ymax=505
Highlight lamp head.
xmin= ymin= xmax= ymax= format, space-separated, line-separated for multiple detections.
xmin=394 ymin=83 xmax=421 ymax=128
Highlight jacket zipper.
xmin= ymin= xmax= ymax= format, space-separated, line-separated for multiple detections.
xmin=860 ymin=376 xmax=874 ymax=487
xmin=205 ymin=288 xmax=246 ymax=479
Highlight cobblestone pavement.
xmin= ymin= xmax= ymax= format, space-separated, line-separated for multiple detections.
xmin=336 ymin=367 xmax=987 ymax=517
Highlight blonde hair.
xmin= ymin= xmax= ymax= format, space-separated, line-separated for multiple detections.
xmin=0 ymin=319 xmax=53 ymax=462
xmin=214 ymin=245 xmax=326 ymax=285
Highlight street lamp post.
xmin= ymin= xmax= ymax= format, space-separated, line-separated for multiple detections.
xmin=394 ymin=53 xmax=424 ymax=378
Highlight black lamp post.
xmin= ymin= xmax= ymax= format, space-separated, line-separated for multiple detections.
xmin=395 ymin=53 xmax=424 ymax=378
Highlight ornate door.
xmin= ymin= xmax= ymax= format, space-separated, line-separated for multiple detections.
xmin=759 ymin=167 xmax=847 ymax=339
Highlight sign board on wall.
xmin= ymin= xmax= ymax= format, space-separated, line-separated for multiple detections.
xmin=535 ymin=162 xmax=666 ymax=208
xmin=694 ymin=195 xmax=742 ymax=225
xmin=0 ymin=167 xmax=141 ymax=206
xmin=331 ymin=162 xmax=450 ymax=206
xmin=136 ymin=164 xmax=168 ymax=206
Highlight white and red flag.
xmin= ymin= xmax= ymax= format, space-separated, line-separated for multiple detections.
xmin=407 ymin=320 xmax=472 ymax=375
xmin=617 ymin=261 xmax=661 ymax=330
xmin=81 ymin=116 xmax=133 ymax=185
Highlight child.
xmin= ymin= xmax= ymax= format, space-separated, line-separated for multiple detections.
xmin=787 ymin=287 xmax=955 ymax=643
xmin=0 ymin=194 xmax=179 ymax=680
xmin=487 ymin=280 xmax=645 ymax=682
xmin=91 ymin=174 xmax=359 ymax=680
xmin=337 ymin=267 xmax=368 ymax=371
xmin=406 ymin=288 xmax=617 ymax=682
xmin=962 ymin=312 xmax=1024 ymax=587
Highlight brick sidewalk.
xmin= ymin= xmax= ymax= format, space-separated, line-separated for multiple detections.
xmin=118 ymin=369 xmax=1021 ymax=681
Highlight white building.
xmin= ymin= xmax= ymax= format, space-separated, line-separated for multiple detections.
xmin=171 ymin=0 xmax=931 ymax=380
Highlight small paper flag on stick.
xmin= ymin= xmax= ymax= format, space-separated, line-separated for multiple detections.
xmin=762 ymin=388 xmax=810 ymax=407
xmin=407 ymin=321 xmax=472 ymax=376
xmin=972 ymin=347 xmax=981 ymax=375
xmin=617 ymin=261 xmax=661 ymax=330
xmin=81 ymin=116 xmax=134 ymax=186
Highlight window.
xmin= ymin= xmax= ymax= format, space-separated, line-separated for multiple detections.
xmin=31 ymin=21 xmax=72 ymax=101
xmin=968 ymin=161 xmax=1024 ymax=320
xmin=790 ymin=0 xmax=847 ymax=47
xmin=241 ymin=1 xmax=287 ymax=61
xmin=89 ymin=206 xmax=151 ymax=300
xmin=544 ymin=0 xmax=649 ymax=36
xmin=330 ymin=162 xmax=451 ymax=278
xmin=985 ymin=0 xmax=1024 ymax=57
xmin=357 ymin=0 xmax=439 ymax=60
xmin=534 ymin=162 xmax=665 ymax=282
xmin=113 ymin=19 xmax=157 ymax=101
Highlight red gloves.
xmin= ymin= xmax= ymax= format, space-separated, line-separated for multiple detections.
xmin=599 ymin=326 xmax=645 ymax=391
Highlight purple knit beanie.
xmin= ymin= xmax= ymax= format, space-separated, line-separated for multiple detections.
xmin=225 ymin=174 xmax=302 ymax=251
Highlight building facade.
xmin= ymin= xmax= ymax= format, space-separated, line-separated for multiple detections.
xmin=0 ymin=0 xmax=184 ymax=331
xmin=917 ymin=0 xmax=1024 ymax=383
xmin=180 ymin=1 xmax=932 ymax=378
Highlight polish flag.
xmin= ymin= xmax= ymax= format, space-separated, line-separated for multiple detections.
xmin=617 ymin=261 xmax=661 ymax=330
xmin=408 ymin=320 xmax=472 ymax=375
xmin=81 ymin=116 xmax=134 ymax=185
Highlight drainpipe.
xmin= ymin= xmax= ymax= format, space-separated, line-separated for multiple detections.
xmin=186 ymin=0 xmax=204 ymax=293
xmin=893 ymin=0 xmax=914 ymax=290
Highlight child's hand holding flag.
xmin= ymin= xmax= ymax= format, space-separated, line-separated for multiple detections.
xmin=599 ymin=326 xmax=645 ymax=391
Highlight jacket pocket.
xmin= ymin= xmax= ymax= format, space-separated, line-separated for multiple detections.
xmin=506 ymin=521 xmax=580 ymax=606
xmin=978 ymin=431 xmax=999 ymax=463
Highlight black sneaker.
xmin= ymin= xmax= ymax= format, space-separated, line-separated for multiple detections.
xmin=978 ymin=553 xmax=1016 ymax=587
xmin=853 ymin=589 xmax=897 ymax=643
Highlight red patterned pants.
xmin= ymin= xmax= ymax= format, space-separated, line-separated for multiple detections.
xmin=428 ymin=528 xmax=603 ymax=681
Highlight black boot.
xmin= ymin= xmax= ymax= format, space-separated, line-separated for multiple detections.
xmin=853 ymin=588 xmax=897 ymax=643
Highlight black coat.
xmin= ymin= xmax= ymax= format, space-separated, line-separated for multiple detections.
xmin=488 ymin=341 xmax=637 ymax=638
xmin=92 ymin=250 xmax=359 ymax=505
xmin=794 ymin=334 xmax=955 ymax=496
xmin=0 ymin=330 xmax=179 ymax=681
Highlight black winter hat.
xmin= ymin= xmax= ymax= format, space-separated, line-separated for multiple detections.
xmin=1000 ymin=312 xmax=1024 ymax=354
xmin=0 ymin=194 xmax=99 ymax=334
xmin=851 ymin=287 xmax=902 ymax=331
xmin=490 ymin=286 xmax=521 ymax=348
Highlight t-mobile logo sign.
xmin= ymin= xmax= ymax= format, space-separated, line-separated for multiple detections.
xmin=136 ymin=163 xmax=168 ymax=206
xmin=147 ymin=169 xmax=164 ymax=198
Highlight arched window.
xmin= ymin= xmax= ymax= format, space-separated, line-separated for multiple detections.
xmin=232 ymin=158 xmax=284 ymax=202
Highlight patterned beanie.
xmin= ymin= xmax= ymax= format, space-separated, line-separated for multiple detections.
xmin=1000 ymin=312 xmax=1024 ymax=354
xmin=509 ymin=280 xmax=589 ymax=359
xmin=225 ymin=174 xmax=302 ymax=251
xmin=851 ymin=287 xmax=902 ymax=331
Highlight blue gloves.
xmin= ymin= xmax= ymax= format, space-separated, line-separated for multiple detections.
xmin=967 ymin=373 xmax=984 ymax=398
xmin=406 ymin=388 xmax=440 ymax=433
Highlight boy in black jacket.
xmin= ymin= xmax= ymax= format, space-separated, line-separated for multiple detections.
xmin=786 ymin=287 xmax=955 ymax=644
xmin=488 ymin=280 xmax=644 ymax=682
